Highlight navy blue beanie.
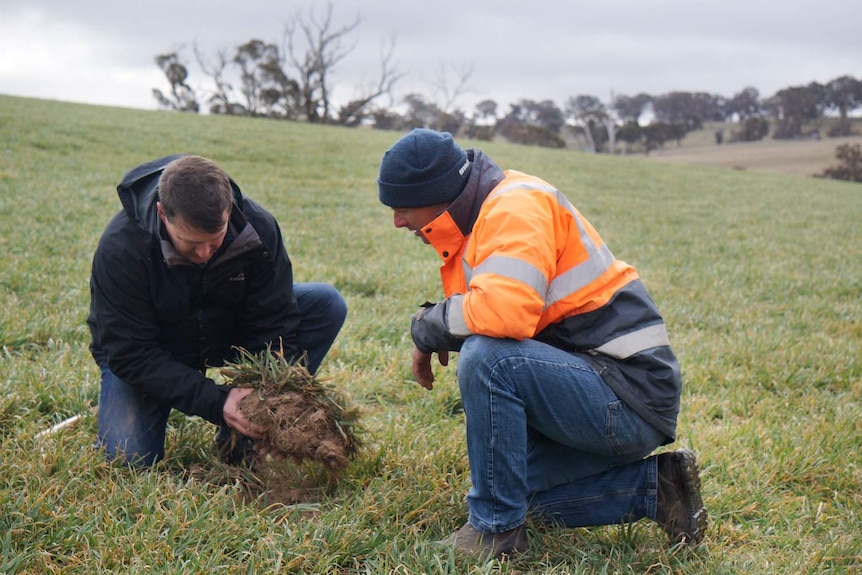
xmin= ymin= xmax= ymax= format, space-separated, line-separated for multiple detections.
xmin=377 ymin=129 xmax=472 ymax=208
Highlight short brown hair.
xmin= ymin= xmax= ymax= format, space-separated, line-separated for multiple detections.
xmin=159 ymin=156 xmax=233 ymax=232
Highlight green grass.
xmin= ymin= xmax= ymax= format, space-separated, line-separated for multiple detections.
xmin=1 ymin=93 xmax=861 ymax=574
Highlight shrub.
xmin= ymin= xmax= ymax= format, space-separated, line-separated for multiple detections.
xmin=733 ymin=117 xmax=770 ymax=142
xmin=817 ymin=143 xmax=862 ymax=183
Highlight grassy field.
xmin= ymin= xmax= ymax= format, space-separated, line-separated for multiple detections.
xmin=1 ymin=94 xmax=860 ymax=574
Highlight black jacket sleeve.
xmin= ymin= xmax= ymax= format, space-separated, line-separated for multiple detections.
xmin=89 ymin=218 xmax=230 ymax=426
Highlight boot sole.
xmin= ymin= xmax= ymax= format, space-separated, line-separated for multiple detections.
xmin=674 ymin=449 xmax=708 ymax=545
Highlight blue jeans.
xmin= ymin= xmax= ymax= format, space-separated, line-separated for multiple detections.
xmin=97 ymin=282 xmax=347 ymax=466
xmin=456 ymin=336 xmax=667 ymax=533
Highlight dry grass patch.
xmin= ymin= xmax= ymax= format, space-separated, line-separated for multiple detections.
xmin=647 ymin=133 xmax=862 ymax=177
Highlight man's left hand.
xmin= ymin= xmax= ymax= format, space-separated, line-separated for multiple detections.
xmin=412 ymin=346 xmax=449 ymax=390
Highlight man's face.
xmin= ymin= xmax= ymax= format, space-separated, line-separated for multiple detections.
xmin=391 ymin=204 xmax=448 ymax=244
xmin=158 ymin=203 xmax=229 ymax=265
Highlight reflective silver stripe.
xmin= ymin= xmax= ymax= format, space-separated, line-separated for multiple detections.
xmin=491 ymin=179 xmax=580 ymax=220
xmin=570 ymin=204 xmax=599 ymax=254
xmin=545 ymin=243 xmax=615 ymax=308
xmin=592 ymin=324 xmax=670 ymax=359
xmin=463 ymin=237 xmax=473 ymax=285
xmin=489 ymin=177 xmax=559 ymax=202
xmin=446 ymin=294 xmax=471 ymax=337
xmin=472 ymin=255 xmax=548 ymax=296
xmin=468 ymin=175 xmax=616 ymax=310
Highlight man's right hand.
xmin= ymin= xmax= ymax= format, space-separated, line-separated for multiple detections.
xmin=412 ymin=346 xmax=449 ymax=390
xmin=223 ymin=387 xmax=265 ymax=439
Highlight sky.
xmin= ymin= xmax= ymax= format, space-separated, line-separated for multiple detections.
xmin=1 ymin=0 xmax=860 ymax=115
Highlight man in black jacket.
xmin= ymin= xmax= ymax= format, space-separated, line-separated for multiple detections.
xmin=88 ymin=154 xmax=346 ymax=466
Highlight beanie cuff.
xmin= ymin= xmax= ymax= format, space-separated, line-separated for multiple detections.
xmin=378 ymin=158 xmax=470 ymax=208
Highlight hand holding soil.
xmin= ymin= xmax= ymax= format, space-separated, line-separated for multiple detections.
xmin=221 ymin=347 xmax=362 ymax=472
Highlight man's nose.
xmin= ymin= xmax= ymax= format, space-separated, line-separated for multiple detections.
xmin=196 ymin=245 xmax=216 ymax=261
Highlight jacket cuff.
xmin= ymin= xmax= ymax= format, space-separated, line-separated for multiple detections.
xmin=196 ymin=379 xmax=231 ymax=427
xmin=410 ymin=300 xmax=465 ymax=353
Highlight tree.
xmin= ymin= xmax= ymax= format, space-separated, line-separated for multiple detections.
xmin=152 ymin=51 xmax=199 ymax=113
xmin=767 ymin=84 xmax=822 ymax=139
xmin=565 ymin=95 xmax=608 ymax=153
xmin=498 ymin=122 xmax=566 ymax=148
xmin=194 ymin=44 xmax=244 ymax=115
xmin=824 ymin=75 xmax=862 ymax=119
xmin=498 ymin=99 xmax=566 ymax=148
xmin=401 ymin=93 xmax=441 ymax=130
xmin=335 ymin=37 xmax=403 ymax=127
xmin=730 ymin=116 xmax=770 ymax=142
xmin=371 ymin=108 xmax=402 ymax=131
xmin=640 ymin=123 xmax=675 ymax=153
xmin=232 ymin=39 xmax=299 ymax=118
xmin=823 ymin=75 xmax=862 ymax=137
xmin=187 ymin=2 xmax=398 ymax=123
xmin=475 ymin=99 xmax=498 ymax=122
xmin=616 ymin=121 xmax=642 ymax=153
xmin=613 ymin=93 xmax=652 ymax=124
xmin=430 ymin=62 xmax=474 ymax=127
xmin=652 ymin=91 xmax=725 ymax=130
xmin=464 ymin=99 xmax=499 ymax=141
xmin=727 ymin=86 xmax=762 ymax=120
xmin=283 ymin=2 xmax=361 ymax=123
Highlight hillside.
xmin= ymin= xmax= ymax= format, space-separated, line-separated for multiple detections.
xmin=645 ymin=124 xmax=862 ymax=178
xmin=1 ymin=94 xmax=860 ymax=574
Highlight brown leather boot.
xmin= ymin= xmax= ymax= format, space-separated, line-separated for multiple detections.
xmin=655 ymin=449 xmax=708 ymax=545
xmin=436 ymin=522 xmax=528 ymax=560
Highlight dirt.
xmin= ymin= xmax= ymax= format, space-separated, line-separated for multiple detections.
xmin=239 ymin=390 xmax=353 ymax=471
xmin=187 ymin=460 xmax=330 ymax=507
xmin=208 ymin=348 xmax=362 ymax=507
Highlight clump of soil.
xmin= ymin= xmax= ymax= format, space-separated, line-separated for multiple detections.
xmin=239 ymin=388 xmax=355 ymax=470
xmin=215 ymin=346 xmax=362 ymax=504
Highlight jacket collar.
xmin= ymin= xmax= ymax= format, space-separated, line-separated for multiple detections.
xmin=423 ymin=149 xmax=505 ymax=260
xmin=159 ymin=203 xmax=260 ymax=269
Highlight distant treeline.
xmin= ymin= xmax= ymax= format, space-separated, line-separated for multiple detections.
xmin=152 ymin=5 xmax=862 ymax=156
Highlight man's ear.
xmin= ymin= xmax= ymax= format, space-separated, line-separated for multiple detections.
xmin=156 ymin=201 xmax=165 ymax=222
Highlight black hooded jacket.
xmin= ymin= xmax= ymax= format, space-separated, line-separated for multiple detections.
xmin=87 ymin=155 xmax=301 ymax=426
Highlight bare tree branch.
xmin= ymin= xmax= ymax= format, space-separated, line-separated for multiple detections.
xmin=194 ymin=42 xmax=238 ymax=114
xmin=337 ymin=36 xmax=404 ymax=126
xmin=430 ymin=61 xmax=474 ymax=114
xmin=283 ymin=2 xmax=361 ymax=123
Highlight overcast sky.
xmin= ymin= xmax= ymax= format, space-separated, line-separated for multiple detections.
xmin=1 ymin=0 xmax=860 ymax=115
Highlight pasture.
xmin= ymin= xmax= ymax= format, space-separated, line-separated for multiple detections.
xmin=0 ymin=94 xmax=860 ymax=574
xmin=647 ymin=127 xmax=862 ymax=178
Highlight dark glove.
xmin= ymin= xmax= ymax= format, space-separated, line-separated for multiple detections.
xmin=410 ymin=300 xmax=465 ymax=354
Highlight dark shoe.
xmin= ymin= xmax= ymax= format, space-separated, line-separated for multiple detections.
xmin=215 ymin=428 xmax=258 ymax=467
xmin=435 ymin=522 xmax=528 ymax=560
xmin=656 ymin=449 xmax=708 ymax=545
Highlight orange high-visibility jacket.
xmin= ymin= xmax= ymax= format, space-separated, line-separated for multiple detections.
xmin=413 ymin=151 xmax=681 ymax=440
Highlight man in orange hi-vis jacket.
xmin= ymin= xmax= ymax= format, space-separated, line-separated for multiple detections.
xmin=376 ymin=129 xmax=707 ymax=560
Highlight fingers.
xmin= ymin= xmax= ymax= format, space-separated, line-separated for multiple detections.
xmin=223 ymin=387 xmax=265 ymax=439
xmin=409 ymin=347 xmax=452 ymax=390
xmin=437 ymin=350 xmax=449 ymax=367
xmin=412 ymin=347 xmax=435 ymax=390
